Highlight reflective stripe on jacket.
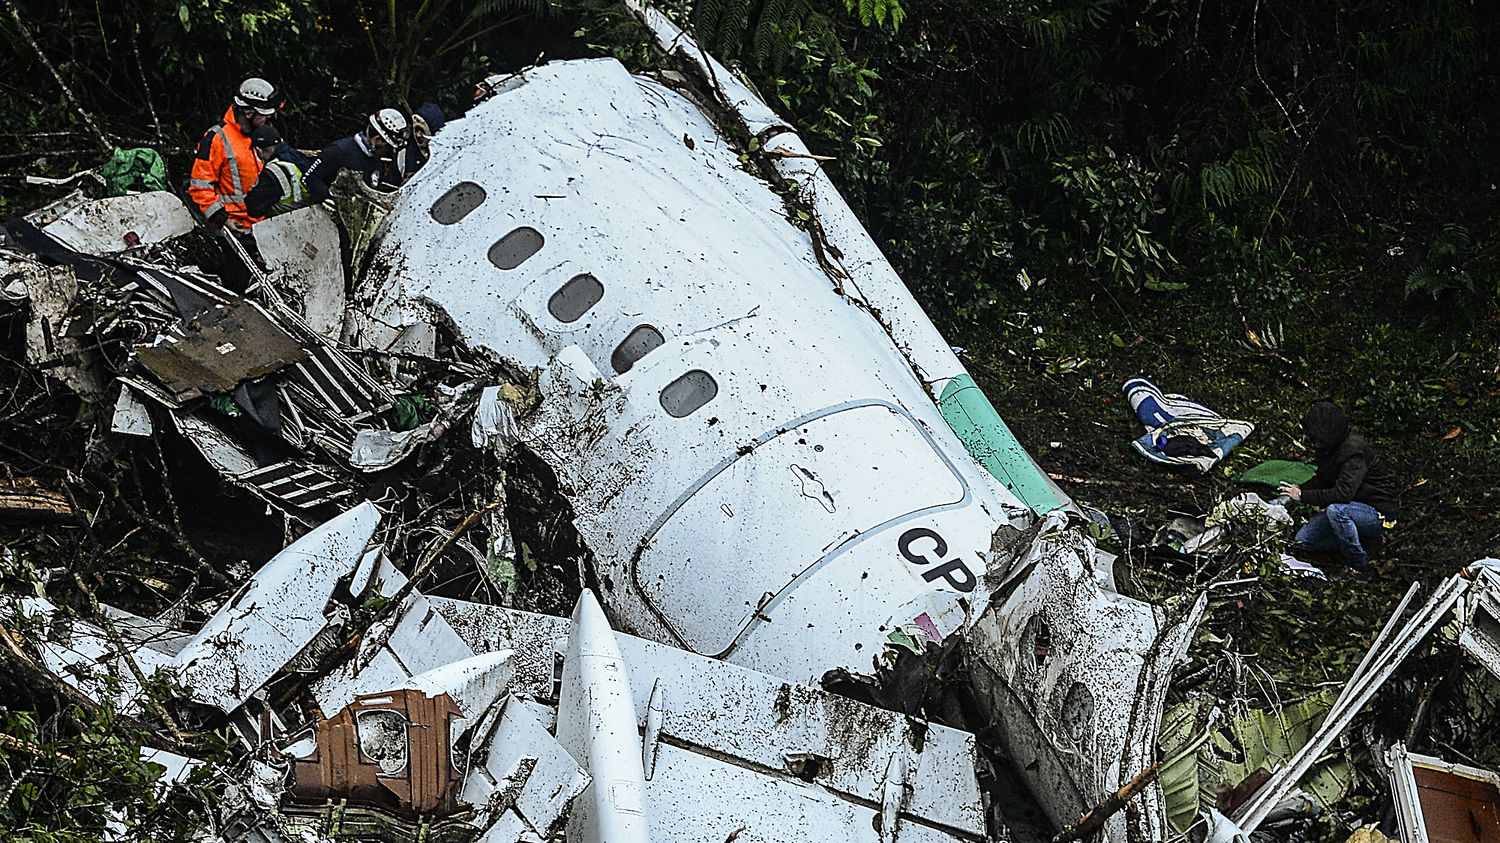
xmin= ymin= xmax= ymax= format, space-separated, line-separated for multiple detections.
xmin=267 ymin=160 xmax=305 ymax=207
xmin=188 ymin=108 xmax=264 ymax=229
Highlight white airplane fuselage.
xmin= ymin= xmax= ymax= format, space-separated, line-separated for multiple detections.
xmin=352 ymin=58 xmax=1029 ymax=685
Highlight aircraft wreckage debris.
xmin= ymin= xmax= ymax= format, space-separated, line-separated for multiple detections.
xmin=2 ymin=3 xmax=1498 ymax=842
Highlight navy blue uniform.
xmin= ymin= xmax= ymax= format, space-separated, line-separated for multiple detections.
xmin=304 ymin=134 xmax=400 ymax=195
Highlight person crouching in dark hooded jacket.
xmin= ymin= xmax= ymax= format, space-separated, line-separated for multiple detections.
xmin=1278 ymin=401 xmax=1399 ymax=574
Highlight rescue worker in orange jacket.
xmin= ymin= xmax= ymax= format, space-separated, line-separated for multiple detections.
xmin=189 ymin=78 xmax=283 ymax=233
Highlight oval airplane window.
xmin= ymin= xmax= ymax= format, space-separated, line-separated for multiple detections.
xmin=429 ymin=181 xmax=486 ymax=224
xmin=660 ymin=370 xmax=718 ymax=418
xmin=548 ymin=274 xmax=604 ymax=323
xmin=611 ymin=324 xmax=665 ymax=374
xmin=355 ymin=709 xmax=409 ymax=775
xmin=1061 ymin=681 xmax=1095 ymax=744
xmin=487 ymin=226 xmax=544 ymax=270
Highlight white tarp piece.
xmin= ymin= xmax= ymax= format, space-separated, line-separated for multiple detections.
xmin=253 ymin=205 xmax=348 ymax=340
xmin=471 ymin=386 xmax=521 ymax=453
xmin=40 ymin=191 xmax=195 ymax=254
xmin=174 ymin=502 xmax=382 ymax=712
xmin=430 ymin=596 xmax=989 ymax=843
xmin=348 ymin=422 xmax=440 ymax=471
xmin=1188 ymin=808 xmax=1251 ymax=843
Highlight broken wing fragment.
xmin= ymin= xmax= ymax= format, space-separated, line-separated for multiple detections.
xmin=173 ymin=501 xmax=382 ymax=712
xmin=36 ymin=191 xmax=195 ymax=255
xmin=431 ymin=594 xmax=989 ymax=843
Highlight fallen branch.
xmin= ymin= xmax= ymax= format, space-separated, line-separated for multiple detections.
xmin=0 ymin=483 xmax=79 ymax=522
xmin=1051 ymin=762 xmax=1161 ymax=843
xmin=72 ymin=573 xmax=188 ymax=746
xmin=0 ymin=731 xmax=72 ymax=762
xmin=0 ymin=620 xmax=189 ymax=756
xmin=766 ymin=146 xmax=835 ymax=162
xmin=1046 ymin=472 xmax=1140 ymax=489
xmin=129 ymin=23 xmax=164 ymax=149
xmin=1 ymin=0 xmax=112 ymax=153
xmin=354 ymin=498 xmax=504 ymax=671
xmin=271 ymin=498 xmax=505 ymax=710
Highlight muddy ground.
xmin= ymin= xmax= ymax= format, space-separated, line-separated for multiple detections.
xmin=947 ymin=270 xmax=1500 ymax=797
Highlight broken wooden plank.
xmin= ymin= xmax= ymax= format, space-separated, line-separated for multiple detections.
xmin=0 ymin=483 xmax=79 ymax=522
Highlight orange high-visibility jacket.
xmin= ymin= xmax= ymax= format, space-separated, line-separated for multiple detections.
xmin=188 ymin=108 xmax=265 ymax=230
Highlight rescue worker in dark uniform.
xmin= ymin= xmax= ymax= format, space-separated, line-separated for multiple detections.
xmin=303 ymin=108 xmax=409 ymax=195
xmin=245 ymin=126 xmax=328 ymax=218
xmin=1280 ymin=401 xmax=1400 ymax=575
xmin=394 ymin=103 xmax=446 ymax=184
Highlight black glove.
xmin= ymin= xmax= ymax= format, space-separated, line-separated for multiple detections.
xmin=207 ymin=209 xmax=229 ymax=232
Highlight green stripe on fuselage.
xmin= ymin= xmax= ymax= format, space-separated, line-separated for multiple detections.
xmin=938 ymin=374 xmax=1069 ymax=514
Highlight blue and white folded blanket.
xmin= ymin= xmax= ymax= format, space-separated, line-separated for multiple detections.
xmin=1124 ymin=376 xmax=1217 ymax=427
xmin=1122 ymin=376 xmax=1253 ymax=473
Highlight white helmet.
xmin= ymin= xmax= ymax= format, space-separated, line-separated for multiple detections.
xmin=367 ymin=108 xmax=409 ymax=149
xmin=234 ymin=77 xmax=282 ymax=115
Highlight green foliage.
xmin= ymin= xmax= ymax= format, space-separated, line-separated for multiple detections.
xmin=692 ymin=0 xmax=839 ymax=71
xmin=671 ymin=0 xmax=1499 ymax=323
xmin=844 ymin=0 xmax=904 ymax=30
xmin=0 ymin=0 xmax=564 ymax=198
xmin=1403 ymin=224 xmax=1500 ymax=336
xmin=1196 ymin=215 xmax=1304 ymax=311
xmin=689 ymin=0 xmax=902 ymax=71
xmin=1349 ymin=323 xmax=1444 ymax=435
xmin=1189 ymin=139 xmax=1286 ymax=211
xmin=1051 ymin=147 xmax=1176 ymax=290
xmin=1 ymin=705 xmax=207 ymax=842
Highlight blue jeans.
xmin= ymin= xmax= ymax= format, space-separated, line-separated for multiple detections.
xmin=1295 ymin=502 xmax=1383 ymax=566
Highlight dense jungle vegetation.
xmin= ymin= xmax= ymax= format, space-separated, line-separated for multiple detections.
xmin=2 ymin=0 xmax=1499 ymax=839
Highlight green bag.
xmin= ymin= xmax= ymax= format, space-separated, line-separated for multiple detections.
xmin=100 ymin=147 xmax=168 ymax=196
